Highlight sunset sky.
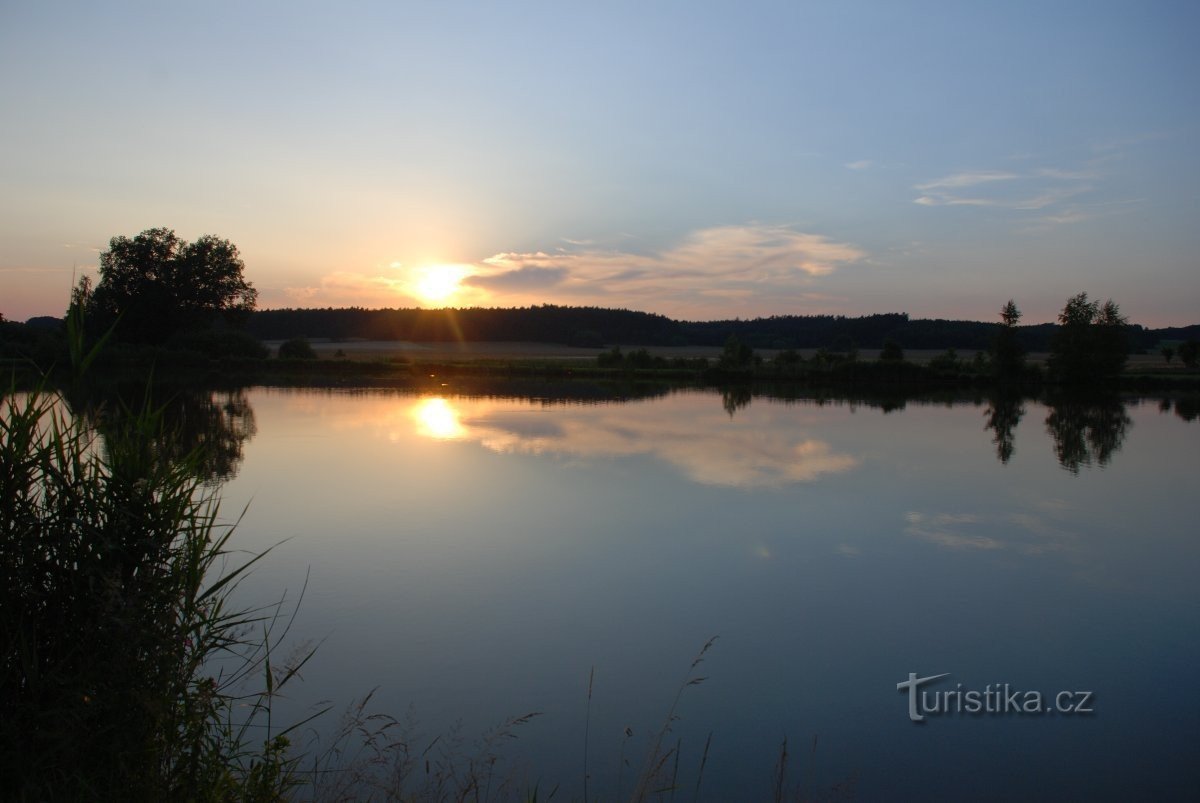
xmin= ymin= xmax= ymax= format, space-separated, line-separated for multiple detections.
xmin=2 ymin=1 xmax=1197 ymax=326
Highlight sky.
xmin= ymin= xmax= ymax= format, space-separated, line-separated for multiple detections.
xmin=2 ymin=0 xmax=1197 ymax=326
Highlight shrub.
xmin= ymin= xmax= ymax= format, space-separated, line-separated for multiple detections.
xmin=278 ymin=337 xmax=317 ymax=360
xmin=880 ymin=338 xmax=904 ymax=362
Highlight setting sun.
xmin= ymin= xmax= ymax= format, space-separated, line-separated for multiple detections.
xmin=412 ymin=264 xmax=470 ymax=306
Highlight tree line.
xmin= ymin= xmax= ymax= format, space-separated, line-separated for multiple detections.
xmin=244 ymin=305 xmax=1195 ymax=355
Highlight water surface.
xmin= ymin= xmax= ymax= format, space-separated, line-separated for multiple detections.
xmin=212 ymin=386 xmax=1199 ymax=800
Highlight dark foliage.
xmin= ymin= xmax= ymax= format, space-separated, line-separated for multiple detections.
xmin=1048 ymin=293 xmax=1128 ymax=383
xmin=1179 ymin=339 xmax=1199 ymax=368
xmin=880 ymin=338 xmax=904 ymax=362
xmin=991 ymin=300 xmax=1026 ymax=379
xmin=277 ymin=337 xmax=317 ymax=360
xmin=82 ymin=228 xmax=257 ymax=344
xmin=246 ymin=305 xmax=1198 ymax=353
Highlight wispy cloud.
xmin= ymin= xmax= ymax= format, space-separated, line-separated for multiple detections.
xmin=845 ymin=159 xmax=872 ymax=170
xmin=463 ymin=265 xmax=567 ymax=291
xmin=916 ymin=171 xmax=1019 ymax=191
xmin=474 ymin=224 xmax=865 ymax=316
xmin=904 ymin=510 xmax=1075 ymax=555
xmin=1022 ymin=196 xmax=1146 ymax=232
xmin=913 ymin=165 xmax=1097 ymax=221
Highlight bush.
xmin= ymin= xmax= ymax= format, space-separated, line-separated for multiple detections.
xmin=880 ymin=339 xmax=904 ymax=362
xmin=278 ymin=337 xmax=317 ymax=360
xmin=928 ymin=348 xmax=962 ymax=374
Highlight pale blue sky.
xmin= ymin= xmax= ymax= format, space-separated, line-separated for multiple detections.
xmin=2 ymin=0 xmax=1197 ymax=325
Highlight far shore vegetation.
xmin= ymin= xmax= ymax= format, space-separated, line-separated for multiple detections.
xmin=4 ymin=228 xmax=1198 ymax=392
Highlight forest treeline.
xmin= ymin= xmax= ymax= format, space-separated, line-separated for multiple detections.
xmin=243 ymin=305 xmax=1198 ymax=352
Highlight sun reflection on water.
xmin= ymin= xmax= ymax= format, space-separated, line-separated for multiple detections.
xmin=411 ymin=397 xmax=465 ymax=440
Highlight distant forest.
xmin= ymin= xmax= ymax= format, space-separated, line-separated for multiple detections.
xmin=246 ymin=305 xmax=1199 ymax=352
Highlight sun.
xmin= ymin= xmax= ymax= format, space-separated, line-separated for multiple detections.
xmin=412 ymin=263 xmax=469 ymax=306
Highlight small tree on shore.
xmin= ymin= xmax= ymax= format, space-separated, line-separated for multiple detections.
xmin=880 ymin=338 xmax=904 ymax=362
xmin=991 ymin=299 xmax=1026 ymax=379
xmin=718 ymin=334 xmax=754 ymax=369
xmin=1179 ymin=340 xmax=1199 ymax=368
xmin=1048 ymin=292 xmax=1128 ymax=383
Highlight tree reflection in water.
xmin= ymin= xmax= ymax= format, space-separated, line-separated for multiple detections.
xmin=984 ymin=393 xmax=1025 ymax=465
xmin=1043 ymin=393 xmax=1131 ymax=474
xmin=69 ymin=385 xmax=257 ymax=484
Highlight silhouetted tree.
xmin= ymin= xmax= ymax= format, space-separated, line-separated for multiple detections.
xmin=1161 ymin=346 xmax=1175 ymax=364
xmin=880 ymin=338 xmax=904 ymax=362
xmin=1179 ymin=340 xmax=1199 ymax=368
xmin=990 ymin=299 xmax=1026 ymax=379
xmin=1048 ymin=292 xmax=1128 ymax=383
xmin=718 ymin=335 xmax=754 ymax=369
xmin=83 ymin=228 xmax=257 ymax=344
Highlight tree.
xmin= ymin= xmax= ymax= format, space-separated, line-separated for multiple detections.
xmin=1178 ymin=339 xmax=1199 ymax=369
xmin=1047 ymin=292 xmax=1128 ymax=383
xmin=718 ymin=334 xmax=754 ymax=369
xmin=85 ymin=228 xmax=257 ymax=344
xmin=990 ymin=299 xmax=1025 ymax=379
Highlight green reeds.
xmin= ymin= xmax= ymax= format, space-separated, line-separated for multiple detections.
xmin=0 ymin=379 xmax=314 ymax=800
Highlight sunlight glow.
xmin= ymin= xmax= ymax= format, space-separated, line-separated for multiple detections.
xmin=411 ymin=397 xmax=466 ymax=440
xmin=412 ymin=264 xmax=470 ymax=306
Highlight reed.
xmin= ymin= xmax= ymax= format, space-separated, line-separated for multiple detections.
xmin=1 ymin=372 xmax=314 ymax=800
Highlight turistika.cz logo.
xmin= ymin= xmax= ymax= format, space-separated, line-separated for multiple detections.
xmin=897 ymin=673 xmax=1094 ymax=722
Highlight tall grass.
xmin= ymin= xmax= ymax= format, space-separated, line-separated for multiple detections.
xmin=0 ymin=379 xmax=312 ymax=800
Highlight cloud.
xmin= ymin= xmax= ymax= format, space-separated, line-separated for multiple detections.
xmin=275 ymin=223 xmax=865 ymax=317
xmin=845 ymin=159 xmax=872 ymax=170
xmin=468 ymin=224 xmax=865 ymax=317
xmin=916 ymin=171 xmax=1019 ymax=191
xmin=463 ymin=265 xmax=567 ymax=291
xmin=913 ymin=166 xmax=1096 ymax=218
xmin=904 ymin=510 xmax=1075 ymax=555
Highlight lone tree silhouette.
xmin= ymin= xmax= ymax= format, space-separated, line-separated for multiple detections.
xmin=78 ymin=228 xmax=257 ymax=344
xmin=990 ymin=299 xmax=1026 ymax=379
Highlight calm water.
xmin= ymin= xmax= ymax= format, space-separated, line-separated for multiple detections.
xmin=204 ymin=385 xmax=1198 ymax=801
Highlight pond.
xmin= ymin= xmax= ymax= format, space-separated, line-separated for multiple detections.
xmin=200 ymin=384 xmax=1198 ymax=800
